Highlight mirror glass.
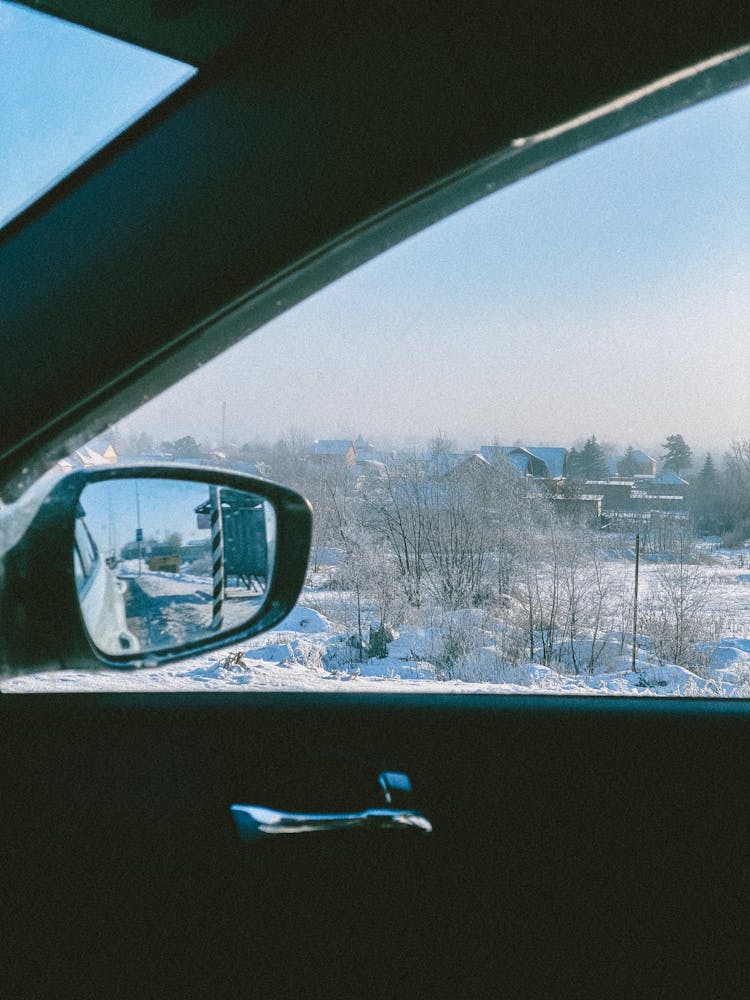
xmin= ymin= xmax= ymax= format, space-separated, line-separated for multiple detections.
xmin=75 ymin=478 xmax=276 ymax=657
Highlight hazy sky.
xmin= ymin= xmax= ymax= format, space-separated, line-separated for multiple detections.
xmin=3 ymin=2 xmax=748 ymax=456
xmin=124 ymin=79 xmax=749 ymax=456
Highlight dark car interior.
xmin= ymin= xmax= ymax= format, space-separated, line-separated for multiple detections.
xmin=2 ymin=2 xmax=750 ymax=997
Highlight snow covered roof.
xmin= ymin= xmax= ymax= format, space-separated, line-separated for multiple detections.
xmin=655 ymin=470 xmax=689 ymax=486
xmin=506 ymin=452 xmax=532 ymax=474
xmin=480 ymin=445 xmax=566 ymax=478
xmin=524 ymin=447 xmax=567 ymax=479
xmin=479 ymin=445 xmax=514 ymax=463
xmin=428 ymin=452 xmax=475 ymax=476
xmin=59 ymin=442 xmax=118 ymax=470
xmin=312 ymin=439 xmax=354 ymax=456
xmin=356 ymin=458 xmax=387 ymax=473
xmin=366 ymin=449 xmax=396 ymax=464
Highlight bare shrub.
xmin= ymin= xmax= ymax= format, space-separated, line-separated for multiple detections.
xmin=640 ymin=535 xmax=724 ymax=676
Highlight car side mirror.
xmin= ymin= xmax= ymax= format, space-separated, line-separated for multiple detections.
xmin=0 ymin=466 xmax=312 ymax=673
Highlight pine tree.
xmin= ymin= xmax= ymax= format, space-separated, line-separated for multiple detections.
xmin=618 ymin=445 xmax=637 ymax=477
xmin=662 ymin=434 xmax=693 ymax=477
xmin=692 ymin=453 xmax=722 ymax=534
xmin=569 ymin=436 xmax=609 ymax=481
xmin=566 ymin=447 xmax=581 ymax=479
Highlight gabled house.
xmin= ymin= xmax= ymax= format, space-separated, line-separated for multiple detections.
xmin=58 ymin=442 xmax=118 ymax=472
xmin=434 ymin=453 xmax=493 ymax=480
xmin=426 ymin=451 xmax=478 ymax=477
xmin=615 ymin=449 xmax=657 ymax=477
xmin=311 ymin=439 xmax=356 ymax=466
xmin=524 ymin=447 xmax=567 ymax=479
xmin=479 ymin=445 xmax=567 ymax=480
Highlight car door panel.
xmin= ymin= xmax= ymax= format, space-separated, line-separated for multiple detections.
xmin=3 ymin=693 xmax=749 ymax=998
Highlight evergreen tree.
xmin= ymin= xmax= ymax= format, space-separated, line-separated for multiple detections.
xmin=568 ymin=436 xmax=609 ymax=481
xmin=618 ymin=445 xmax=637 ymax=477
xmin=662 ymin=434 xmax=693 ymax=477
xmin=692 ymin=453 xmax=722 ymax=534
xmin=161 ymin=435 xmax=204 ymax=459
xmin=566 ymin=447 xmax=581 ymax=479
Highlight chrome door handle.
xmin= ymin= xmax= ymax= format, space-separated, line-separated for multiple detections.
xmin=231 ymin=804 xmax=432 ymax=840
xmin=231 ymin=772 xmax=431 ymax=841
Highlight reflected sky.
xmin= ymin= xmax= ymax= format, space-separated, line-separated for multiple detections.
xmin=79 ymin=479 xmax=213 ymax=556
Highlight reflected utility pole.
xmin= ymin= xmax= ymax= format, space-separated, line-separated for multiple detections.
xmin=210 ymin=485 xmax=225 ymax=631
xmin=135 ymin=480 xmax=143 ymax=578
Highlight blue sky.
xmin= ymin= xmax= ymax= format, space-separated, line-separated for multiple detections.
xmin=2 ymin=1 xmax=748 ymax=456
xmin=0 ymin=1 xmax=193 ymax=226
xmin=140 ymin=78 xmax=747 ymax=455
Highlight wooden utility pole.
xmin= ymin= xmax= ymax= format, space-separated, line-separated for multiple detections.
xmin=631 ymin=533 xmax=640 ymax=672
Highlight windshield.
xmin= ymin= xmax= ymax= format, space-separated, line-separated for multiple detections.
xmin=3 ymin=79 xmax=749 ymax=696
xmin=0 ymin=0 xmax=195 ymax=229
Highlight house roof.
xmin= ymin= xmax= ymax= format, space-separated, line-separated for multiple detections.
xmin=612 ymin=450 xmax=656 ymax=474
xmin=654 ymin=470 xmax=689 ymax=486
xmin=479 ymin=445 xmax=513 ymax=462
xmin=59 ymin=442 xmax=118 ymax=470
xmin=506 ymin=452 xmax=533 ymax=475
xmin=524 ymin=447 xmax=567 ymax=479
xmin=312 ymin=439 xmax=354 ymax=456
xmin=428 ymin=452 xmax=474 ymax=476
xmin=480 ymin=445 xmax=566 ymax=478
xmin=365 ymin=449 xmax=397 ymax=464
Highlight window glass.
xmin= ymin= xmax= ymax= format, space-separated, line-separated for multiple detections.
xmin=73 ymin=512 xmax=99 ymax=582
xmin=4 ymin=83 xmax=749 ymax=695
xmin=0 ymin=0 xmax=195 ymax=229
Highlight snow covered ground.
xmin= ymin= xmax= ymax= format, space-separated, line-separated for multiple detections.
xmin=3 ymin=548 xmax=750 ymax=697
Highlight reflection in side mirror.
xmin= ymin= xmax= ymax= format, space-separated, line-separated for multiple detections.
xmin=0 ymin=465 xmax=311 ymax=674
xmin=77 ymin=479 xmax=277 ymax=657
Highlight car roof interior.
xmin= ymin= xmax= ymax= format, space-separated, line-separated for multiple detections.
xmin=2 ymin=1 xmax=749 ymax=499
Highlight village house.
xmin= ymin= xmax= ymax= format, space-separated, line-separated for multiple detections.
xmin=310 ymin=439 xmax=357 ymax=466
xmin=479 ymin=445 xmax=568 ymax=480
xmin=614 ymin=449 xmax=657 ymax=477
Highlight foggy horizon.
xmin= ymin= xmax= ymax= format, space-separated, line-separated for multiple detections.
xmin=108 ymin=421 xmax=735 ymax=471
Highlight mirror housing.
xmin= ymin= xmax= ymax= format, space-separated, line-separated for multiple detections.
xmin=0 ymin=466 xmax=312 ymax=674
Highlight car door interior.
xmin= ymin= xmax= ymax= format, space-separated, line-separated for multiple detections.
xmin=2 ymin=3 xmax=750 ymax=998
xmin=4 ymin=695 xmax=750 ymax=998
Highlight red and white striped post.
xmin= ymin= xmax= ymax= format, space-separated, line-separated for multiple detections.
xmin=210 ymin=485 xmax=225 ymax=631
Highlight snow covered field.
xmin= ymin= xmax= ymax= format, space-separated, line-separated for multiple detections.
xmin=4 ymin=547 xmax=750 ymax=697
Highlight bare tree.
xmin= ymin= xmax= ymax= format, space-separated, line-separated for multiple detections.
xmin=723 ymin=439 xmax=750 ymax=545
xmin=640 ymin=531 xmax=720 ymax=674
xmin=557 ymin=527 xmax=616 ymax=675
xmin=361 ymin=453 xmax=429 ymax=607
xmin=513 ymin=500 xmax=562 ymax=667
xmin=419 ymin=466 xmax=492 ymax=609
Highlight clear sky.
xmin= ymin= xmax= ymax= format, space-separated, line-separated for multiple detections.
xmin=125 ymin=78 xmax=749 ymax=457
xmin=0 ymin=1 xmax=193 ymax=226
xmin=3 ymin=1 xmax=748 ymax=457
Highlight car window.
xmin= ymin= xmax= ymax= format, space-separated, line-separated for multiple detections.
xmin=0 ymin=0 xmax=195 ymax=229
xmin=73 ymin=514 xmax=98 ymax=587
xmin=3 ymin=81 xmax=748 ymax=696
